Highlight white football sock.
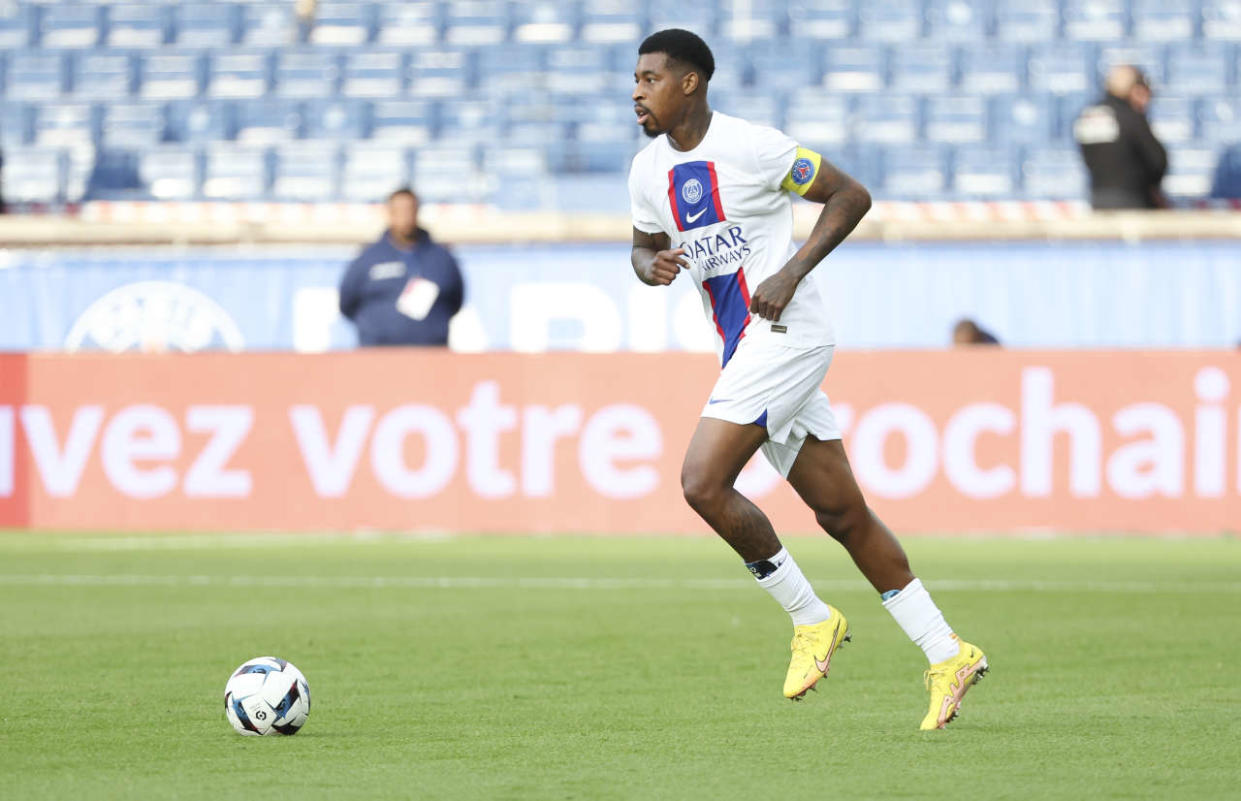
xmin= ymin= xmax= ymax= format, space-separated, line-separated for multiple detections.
xmin=749 ymin=547 xmax=833 ymax=627
xmin=882 ymin=578 xmax=961 ymax=664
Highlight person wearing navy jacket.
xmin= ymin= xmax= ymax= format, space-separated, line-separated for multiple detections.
xmin=338 ymin=187 xmax=465 ymax=346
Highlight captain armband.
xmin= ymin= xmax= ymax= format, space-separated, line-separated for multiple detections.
xmin=780 ymin=147 xmax=823 ymax=196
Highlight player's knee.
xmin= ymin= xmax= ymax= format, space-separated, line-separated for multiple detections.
xmin=814 ymin=501 xmax=868 ymax=543
xmin=681 ymin=468 xmax=724 ymax=514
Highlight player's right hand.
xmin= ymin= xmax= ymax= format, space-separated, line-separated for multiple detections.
xmin=644 ymin=248 xmax=687 ymax=285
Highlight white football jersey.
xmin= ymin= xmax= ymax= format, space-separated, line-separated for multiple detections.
xmin=628 ymin=111 xmax=835 ymax=365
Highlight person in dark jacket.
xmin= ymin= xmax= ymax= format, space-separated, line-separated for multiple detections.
xmin=1073 ymin=65 xmax=1168 ymax=210
xmin=339 ymin=187 xmax=465 ymax=346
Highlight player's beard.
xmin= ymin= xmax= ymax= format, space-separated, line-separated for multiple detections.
xmin=641 ymin=117 xmax=662 ymax=138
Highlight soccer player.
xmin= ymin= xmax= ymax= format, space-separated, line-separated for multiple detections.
xmin=627 ymin=29 xmax=988 ymax=730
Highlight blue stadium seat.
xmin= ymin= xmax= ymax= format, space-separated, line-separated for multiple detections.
xmin=880 ymin=146 xmax=951 ymax=199
xmin=0 ymin=102 xmax=32 ymax=148
xmin=33 ymin=102 xmax=94 ymax=148
xmin=512 ymin=0 xmax=576 ymax=44
xmin=411 ymin=143 xmax=485 ymax=203
xmin=207 ymin=52 xmax=272 ymax=99
xmin=1 ymin=146 xmax=64 ymax=203
xmin=822 ymin=46 xmax=886 ymax=93
xmin=994 ymin=0 xmax=1058 ymax=43
xmin=376 ymin=2 xmax=440 ymax=46
xmin=746 ymin=39 xmax=823 ymax=90
xmin=890 ymin=44 xmax=955 ymax=94
xmin=409 ymin=48 xmax=472 ymax=98
xmin=720 ymin=0 xmax=784 ymax=41
xmin=0 ymin=4 xmax=35 ymax=49
xmin=165 ymin=100 xmax=234 ymax=143
xmin=1199 ymin=97 xmax=1241 ymax=144
xmin=70 ymin=52 xmax=135 ymax=100
xmin=649 ymin=3 xmax=719 ymax=40
xmin=925 ymin=95 xmax=987 ymax=144
xmin=1147 ymin=96 xmax=1197 ymax=145
xmin=545 ymin=46 xmax=612 ymax=95
xmin=925 ymin=0 xmax=991 ymax=43
xmin=1163 ymin=43 xmax=1234 ymax=96
xmin=1063 ymin=0 xmax=1128 ymax=41
xmin=1027 ymin=42 xmax=1094 ymax=95
xmin=340 ymin=141 xmax=413 ymax=202
xmin=854 ymin=94 xmax=920 ymax=144
xmin=174 ymin=3 xmax=239 ymax=48
xmin=1202 ymin=0 xmax=1241 ymax=41
xmin=370 ymin=99 xmax=435 ymax=144
xmin=140 ymin=52 xmax=204 ymax=100
xmin=784 ymin=89 xmax=850 ymax=148
xmin=6 ymin=51 xmax=66 ymax=101
xmin=98 ymin=102 xmax=166 ymax=149
xmin=274 ymin=50 xmax=341 ymax=99
xmin=787 ymin=0 xmax=854 ymax=40
xmin=1162 ymin=145 xmax=1217 ymax=199
xmin=957 ymin=45 xmax=1025 ymax=95
xmin=990 ymin=94 xmax=1057 ymax=146
xmin=1131 ymin=0 xmax=1199 ymax=42
xmin=475 ymin=44 xmax=544 ymax=96
xmin=240 ymin=3 xmax=297 ymax=47
xmin=309 ymin=2 xmax=374 ymax=46
xmin=40 ymin=4 xmax=101 ymax=49
xmin=1021 ymin=147 xmax=1087 ymax=199
xmin=106 ymin=4 xmax=169 ymax=49
xmin=303 ymin=98 xmax=371 ymax=141
xmin=953 ymin=146 xmax=1020 ymax=198
xmin=341 ymin=50 xmax=406 ymax=98
xmin=1096 ymin=42 xmax=1168 ymax=88
xmin=713 ymin=90 xmax=785 ymax=129
xmin=271 ymin=141 xmax=341 ymax=200
xmin=138 ymin=146 xmax=201 ymax=200
xmin=203 ymin=143 xmax=270 ymax=199
xmin=234 ymin=99 xmax=304 ymax=144
xmin=1210 ymin=144 xmax=1241 ymax=199
xmin=580 ymin=0 xmax=642 ymax=44
xmin=857 ymin=0 xmax=922 ymax=42
xmin=444 ymin=1 xmax=509 ymax=46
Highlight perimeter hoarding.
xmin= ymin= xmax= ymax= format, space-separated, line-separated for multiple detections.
xmin=1 ymin=350 xmax=1237 ymax=534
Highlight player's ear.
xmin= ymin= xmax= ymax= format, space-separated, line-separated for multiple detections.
xmin=681 ymin=70 xmax=699 ymax=96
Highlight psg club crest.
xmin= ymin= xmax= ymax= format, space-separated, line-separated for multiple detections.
xmin=791 ymin=157 xmax=815 ymax=186
xmin=667 ymin=161 xmax=726 ymax=232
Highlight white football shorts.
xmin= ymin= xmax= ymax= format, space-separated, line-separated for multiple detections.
xmin=700 ymin=339 xmax=842 ymax=477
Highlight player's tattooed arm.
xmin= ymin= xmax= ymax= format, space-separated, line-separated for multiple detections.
xmin=631 ymin=227 xmax=687 ymax=286
xmin=750 ymin=155 xmax=871 ymax=321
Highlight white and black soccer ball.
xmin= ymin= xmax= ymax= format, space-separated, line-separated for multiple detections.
xmin=224 ymin=656 xmax=311 ymax=736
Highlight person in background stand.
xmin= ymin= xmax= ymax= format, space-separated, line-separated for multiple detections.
xmin=1074 ymin=65 xmax=1168 ymax=210
xmin=338 ymin=187 xmax=465 ymax=347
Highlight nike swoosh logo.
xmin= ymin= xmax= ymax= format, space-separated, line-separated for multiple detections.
xmin=706 ymin=398 xmax=731 ymax=405
xmin=686 ymin=208 xmax=707 ymax=223
xmin=814 ymin=620 xmax=843 ymax=673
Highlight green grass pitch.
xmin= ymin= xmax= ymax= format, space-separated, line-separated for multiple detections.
xmin=1 ymin=532 xmax=1238 ymax=800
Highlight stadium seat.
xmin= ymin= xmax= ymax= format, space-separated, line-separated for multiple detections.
xmin=106 ymin=4 xmax=169 ymax=49
xmin=994 ymin=0 xmax=1058 ymax=43
xmin=33 ymin=102 xmax=93 ymax=148
xmin=1131 ymin=0 xmax=1199 ymax=42
xmin=140 ymin=52 xmax=204 ymax=100
xmin=240 ymin=3 xmax=297 ymax=47
xmin=408 ymin=48 xmax=472 ymax=97
xmin=746 ymin=39 xmax=823 ymax=90
xmin=340 ymin=141 xmax=413 ymax=202
xmin=1210 ymin=143 xmax=1241 ymax=198
xmin=165 ymin=100 xmax=234 ymax=143
xmin=174 ymin=3 xmax=239 ymax=48
xmin=1 ymin=146 xmax=64 ymax=203
xmin=1199 ymin=97 xmax=1241 ymax=144
xmin=1027 ymin=42 xmax=1095 ymax=95
xmin=857 ymin=0 xmax=923 ymax=41
xmin=880 ymin=146 xmax=951 ymax=199
xmin=202 ymin=143 xmax=270 ymax=199
xmin=1162 ymin=145 xmax=1217 ymax=199
xmin=925 ymin=95 xmax=987 ymax=144
xmin=70 ymin=52 xmax=135 ymax=100
xmin=784 ymin=89 xmax=851 ymax=148
xmin=370 ymin=99 xmax=435 ymax=144
xmin=1163 ymin=43 xmax=1234 ymax=96
xmin=854 ymin=94 xmax=920 ymax=144
xmin=475 ymin=44 xmax=544 ymax=96
xmin=207 ymin=51 xmax=272 ymax=99
xmin=444 ymin=1 xmax=509 ymax=46
xmin=234 ymin=99 xmax=304 ymax=144
xmin=957 ymin=45 xmax=1025 ymax=95
xmin=98 ymin=102 xmax=167 ymax=149
xmin=1021 ymin=147 xmax=1087 ymax=199
xmin=1096 ymin=42 xmax=1168 ymax=88
xmin=787 ymin=0 xmax=855 ymax=40
xmin=822 ymin=46 xmax=886 ymax=93
xmin=0 ymin=102 xmax=32 ymax=148
xmin=341 ymin=50 xmax=406 ymax=98
xmin=512 ymin=1 xmax=576 ymax=43
xmin=271 ymin=141 xmax=341 ymax=200
xmin=719 ymin=0 xmax=783 ymax=41
xmin=303 ymin=98 xmax=371 ymax=141
xmin=580 ymin=0 xmax=642 ymax=44
xmin=138 ymin=146 xmax=201 ymax=199
xmin=890 ymin=44 xmax=955 ymax=94
xmin=40 ymin=4 xmax=101 ymax=49
xmin=0 ymin=4 xmax=35 ymax=49
xmin=545 ymin=47 xmax=612 ymax=95
xmin=1062 ymin=0 xmax=1128 ymax=41
xmin=713 ymin=90 xmax=784 ymax=129
xmin=6 ymin=51 xmax=66 ymax=101
xmin=376 ymin=2 xmax=440 ymax=46
xmin=952 ymin=146 xmax=1019 ymax=198
xmin=990 ymin=94 xmax=1057 ymax=146
xmin=410 ymin=143 xmax=486 ymax=203
xmin=309 ymin=2 xmax=374 ymax=46
xmin=274 ymin=50 xmax=341 ymax=99
xmin=925 ymin=0 xmax=991 ymax=43
xmin=649 ymin=4 xmax=719 ymax=40
xmin=1148 ymin=96 xmax=1197 ymax=145
xmin=1202 ymin=0 xmax=1241 ymax=41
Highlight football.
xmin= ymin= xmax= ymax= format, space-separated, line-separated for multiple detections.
xmin=224 ymin=657 xmax=311 ymax=736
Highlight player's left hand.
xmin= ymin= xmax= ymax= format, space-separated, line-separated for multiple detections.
xmin=749 ymin=269 xmax=801 ymax=322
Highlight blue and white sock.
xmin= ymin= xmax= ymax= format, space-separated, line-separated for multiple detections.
xmin=882 ymin=578 xmax=961 ymax=664
xmin=746 ymin=547 xmax=833 ymax=627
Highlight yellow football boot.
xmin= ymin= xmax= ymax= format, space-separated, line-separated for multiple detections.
xmin=783 ymin=606 xmax=850 ymax=700
xmin=919 ymin=635 xmax=988 ymax=730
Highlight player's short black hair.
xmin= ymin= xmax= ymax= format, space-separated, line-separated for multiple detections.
xmin=639 ymin=29 xmax=715 ymax=83
xmin=388 ymin=186 xmax=417 ymax=202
